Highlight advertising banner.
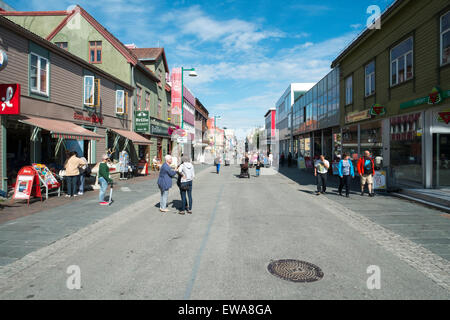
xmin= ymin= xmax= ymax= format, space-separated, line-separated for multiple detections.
xmin=171 ymin=68 xmax=182 ymax=115
xmin=0 ymin=84 xmax=20 ymax=115
xmin=13 ymin=175 xmax=34 ymax=200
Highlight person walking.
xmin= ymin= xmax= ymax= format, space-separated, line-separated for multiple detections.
xmin=157 ymin=155 xmax=177 ymax=213
xmin=64 ymin=151 xmax=86 ymax=198
xmin=357 ymin=150 xmax=376 ymax=197
xmin=214 ymin=154 xmax=221 ymax=174
xmin=288 ymin=152 xmax=292 ymax=168
xmin=269 ymin=152 xmax=273 ymax=167
xmin=98 ymin=154 xmax=113 ymax=205
xmin=314 ymin=155 xmax=330 ymax=195
xmin=78 ymin=153 xmax=88 ymax=196
xmin=178 ymin=156 xmax=195 ymax=215
xmin=338 ymin=154 xmax=355 ymax=198
xmin=255 ymin=160 xmax=262 ymax=177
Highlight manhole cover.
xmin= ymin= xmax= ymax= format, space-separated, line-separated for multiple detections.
xmin=267 ymin=259 xmax=324 ymax=283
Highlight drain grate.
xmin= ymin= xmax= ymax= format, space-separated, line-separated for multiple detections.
xmin=267 ymin=259 xmax=324 ymax=283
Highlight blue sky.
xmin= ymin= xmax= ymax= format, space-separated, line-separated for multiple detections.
xmin=11 ymin=0 xmax=394 ymax=138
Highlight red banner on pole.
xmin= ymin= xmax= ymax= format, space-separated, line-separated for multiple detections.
xmin=0 ymin=84 xmax=20 ymax=115
xmin=171 ymin=68 xmax=182 ymax=115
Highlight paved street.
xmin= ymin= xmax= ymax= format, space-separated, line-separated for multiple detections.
xmin=0 ymin=165 xmax=449 ymax=300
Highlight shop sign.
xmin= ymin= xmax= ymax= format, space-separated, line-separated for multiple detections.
xmin=74 ymin=111 xmax=103 ymax=125
xmin=437 ymin=109 xmax=450 ymax=125
xmin=345 ymin=109 xmax=371 ymax=124
xmin=400 ymin=87 xmax=450 ymax=109
xmin=370 ymin=104 xmax=386 ymax=116
xmin=151 ymin=123 xmax=169 ymax=136
xmin=0 ymin=50 xmax=8 ymax=71
xmin=135 ymin=111 xmax=150 ymax=132
xmin=12 ymin=166 xmax=42 ymax=204
xmin=0 ymin=83 xmax=20 ymax=115
xmin=373 ymin=170 xmax=387 ymax=190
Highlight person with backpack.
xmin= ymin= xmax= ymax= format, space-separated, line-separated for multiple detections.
xmin=357 ymin=150 xmax=376 ymax=197
xmin=178 ymin=156 xmax=195 ymax=215
xmin=338 ymin=154 xmax=355 ymax=198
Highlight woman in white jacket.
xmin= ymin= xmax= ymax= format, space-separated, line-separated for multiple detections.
xmin=178 ymin=156 xmax=195 ymax=215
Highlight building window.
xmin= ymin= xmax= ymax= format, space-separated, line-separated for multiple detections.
xmin=136 ymin=86 xmax=142 ymax=110
xmin=145 ymin=92 xmax=151 ymax=111
xmin=30 ymin=53 xmax=49 ymax=96
xmin=116 ymin=90 xmax=125 ymax=114
xmin=390 ymin=37 xmax=413 ymax=86
xmin=84 ymin=76 xmax=100 ymax=107
xmin=89 ymin=41 xmax=102 ymax=63
xmin=365 ymin=61 xmax=375 ymax=97
xmin=441 ymin=11 xmax=450 ymax=66
xmin=345 ymin=75 xmax=353 ymax=105
xmin=55 ymin=42 xmax=68 ymax=50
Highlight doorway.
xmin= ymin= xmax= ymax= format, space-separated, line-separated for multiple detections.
xmin=433 ymin=133 xmax=450 ymax=188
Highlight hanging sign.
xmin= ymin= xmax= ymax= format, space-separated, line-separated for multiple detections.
xmin=135 ymin=110 xmax=150 ymax=132
xmin=428 ymin=87 xmax=442 ymax=105
xmin=0 ymin=84 xmax=20 ymax=115
xmin=370 ymin=104 xmax=386 ymax=116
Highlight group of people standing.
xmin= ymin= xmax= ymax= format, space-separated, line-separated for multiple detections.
xmin=314 ymin=150 xmax=376 ymax=198
xmin=157 ymin=155 xmax=195 ymax=215
xmin=63 ymin=151 xmax=88 ymax=198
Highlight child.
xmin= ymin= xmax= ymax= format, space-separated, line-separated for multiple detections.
xmin=256 ymin=160 xmax=261 ymax=177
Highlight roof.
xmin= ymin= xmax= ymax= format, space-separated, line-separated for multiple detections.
xmin=194 ymin=98 xmax=209 ymax=119
xmin=331 ymin=0 xmax=406 ymax=67
xmin=0 ymin=15 xmax=133 ymax=91
xmin=19 ymin=116 xmax=104 ymax=140
xmin=130 ymin=48 xmax=169 ymax=72
xmin=264 ymin=108 xmax=276 ymax=118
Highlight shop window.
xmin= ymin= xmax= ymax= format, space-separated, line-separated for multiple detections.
xmin=360 ymin=121 xmax=383 ymax=160
xmin=83 ymin=76 xmax=100 ymax=107
xmin=115 ymin=90 xmax=129 ymax=115
xmin=55 ymin=42 xmax=68 ymax=50
xmin=136 ymin=86 xmax=142 ymax=110
xmin=365 ymin=61 xmax=375 ymax=97
xmin=145 ymin=91 xmax=151 ymax=111
xmin=345 ymin=75 xmax=353 ymax=105
xmin=342 ymin=125 xmax=359 ymax=163
xmin=441 ymin=11 xmax=450 ymax=66
xmin=89 ymin=41 xmax=102 ymax=63
xmin=30 ymin=53 xmax=49 ymax=96
xmin=390 ymin=37 xmax=413 ymax=86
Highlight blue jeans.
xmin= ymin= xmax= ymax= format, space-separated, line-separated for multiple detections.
xmin=79 ymin=174 xmax=85 ymax=194
xmin=160 ymin=188 xmax=169 ymax=210
xmin=256 ymin=169 xmax=260 ymax=177
xmin=66 ymin=175 xmax=78 ymax=196
xmin=216 ymin=164 xmax=221 ymax=174
xmin=99 ymin=177 xmax=108 ymax=202
xmin=180 ymin=181 xmax=193 ymax=212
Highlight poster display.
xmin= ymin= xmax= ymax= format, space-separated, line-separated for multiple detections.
xmin=13 ymin=175 xmax=34 ymax=200
xmin=32 ymin=164 xmax=60 ymax=188
xmin=374 ymin=170 xmax=387 ymax=190
xmin=170 ymin=68 xmax=182 ymax=115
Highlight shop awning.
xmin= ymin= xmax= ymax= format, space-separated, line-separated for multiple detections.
xmin=110 ymin=128 xmax=153 ymax=145
xmin=19 ymin=116 xmax=104 ymax=141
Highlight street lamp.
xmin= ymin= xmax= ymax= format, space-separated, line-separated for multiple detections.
xmin=181 ymin=67 xmax=197 ymax=129
xmin=213 ymin=115 xmax=222 ymax=154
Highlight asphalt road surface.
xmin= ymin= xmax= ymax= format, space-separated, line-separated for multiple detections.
xmin=0 ymin=165 xmax=449 ymax=300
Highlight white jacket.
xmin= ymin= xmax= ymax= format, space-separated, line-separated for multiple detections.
xmin=178 ymin=162 xmax=195 ymax=183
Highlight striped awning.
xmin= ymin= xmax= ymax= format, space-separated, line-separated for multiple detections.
xmin=19 ymin=116 xmax=104 ymax=141
xmin=110 ymin=128 xmax=153 ymax=145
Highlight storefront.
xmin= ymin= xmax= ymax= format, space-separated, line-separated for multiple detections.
xmin=149 ymin=118 xmax=170 ymax=163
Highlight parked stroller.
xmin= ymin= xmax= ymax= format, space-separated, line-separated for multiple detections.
xmin=239 ymin=163 xmax=250 ymax=179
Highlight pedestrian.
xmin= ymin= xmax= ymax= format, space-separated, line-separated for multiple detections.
xmin=178 ymin=156 xmax=195 ymax=215
xmin=338 ymin=154 xmax=355 ymax=198
xmin=280 ymin=153 xmax=285 ymax=167
xmin=98 ymin=154 xmax=113 ymax=205
xmin=77 ymin=153 xmax=88 ymax=196
xmin=255 ymin=160 xmax=261 ymax=177
xmin=214 ymin=154 xmax=221 ymax=174
xmin=269 ymin=152 xmax=273 ymax=167
xmin=288 ymin=152 xmax=292 ymax=167
xmin=157 ymin=155 xmax=177 ymax=213
xmin=64 ymin=151 xmax=86 ymax=198
xmin=357 ymin=150 xmax=376 ymax=197
xmin=314 ymin=154 xmax=330 ymax=195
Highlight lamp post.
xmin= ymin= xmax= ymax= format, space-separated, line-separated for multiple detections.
xmin=181 ymin=67 xmax=197 ymax=129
